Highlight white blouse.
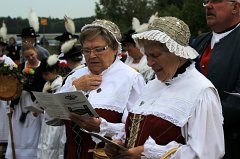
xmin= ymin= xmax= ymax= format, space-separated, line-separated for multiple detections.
xmin=125 ymin=55 xmax=154 ymax=82
xmin=128 ymin=64 xmax=224 ymax=159
xmin=60 ymin=59 xmax=146 ymax=139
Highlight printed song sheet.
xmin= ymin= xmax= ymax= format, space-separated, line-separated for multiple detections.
xmin=32 ymin=91 xmax=99 ymax=120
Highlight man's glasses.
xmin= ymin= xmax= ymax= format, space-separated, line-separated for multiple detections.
xmin=81 ymin=45 xmax=109 ymax=56
xmin=203 ymin=0 xmax=236 ymax=6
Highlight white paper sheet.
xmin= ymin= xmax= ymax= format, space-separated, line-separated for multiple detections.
xmin=32 ymin=91 xmax=99 ymax=120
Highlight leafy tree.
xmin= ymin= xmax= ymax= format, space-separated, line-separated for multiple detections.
xmin=181 ymin=0 xmax=209 ymax=37
xmin=95 ymin=0 xmax=208 ymax=36
xmin=0 ymin=1 xmax=208 ymax=37
xmin=95 ymin=0 xmax=154 ymax=33
xmin=0 ymin=17 xmax=94 ymax=34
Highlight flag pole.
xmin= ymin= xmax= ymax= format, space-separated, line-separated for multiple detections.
xmin=7 ymin=108 xmax=16 ymax=159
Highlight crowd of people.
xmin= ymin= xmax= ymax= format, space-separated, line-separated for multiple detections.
xmin=1 ymin=0 xmax=240 ymax=159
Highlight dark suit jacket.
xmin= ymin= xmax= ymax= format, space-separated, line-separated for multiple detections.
xmin=191 ymin=26 xmax=240 ymax=159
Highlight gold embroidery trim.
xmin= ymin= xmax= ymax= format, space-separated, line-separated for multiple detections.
xmin=160 ymin=147 xmax=178 ymax=159
xmin=127 ymin=114 xmax=143 ymax=149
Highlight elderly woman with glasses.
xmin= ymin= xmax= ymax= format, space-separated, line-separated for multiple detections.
xmin=60 ymin=19 xmax=145 ymax=159
xmin=105 ymin=17 xmax=225 ymax=159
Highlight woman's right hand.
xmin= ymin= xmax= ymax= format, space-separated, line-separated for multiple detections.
xmin=105 ymin=139 xmax=124 ymax=158
xmin=72 ymin=74 xmax=102 ymax=91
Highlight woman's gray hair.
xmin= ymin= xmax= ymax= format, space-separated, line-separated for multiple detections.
xmin=138 ymin=39 xmax=169 ymax=54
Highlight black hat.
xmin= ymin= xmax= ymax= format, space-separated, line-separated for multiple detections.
xmin=39 ymin=58 xmax=50 ymax=73
xmin=55 ymin=32 xmax=79 ymax=42
xmin=17 ymin=27 xmax=40 ymax=37
xmin=121 ymin=29 xmax=136 ymax=45
xmin=39 ymin=55 xmax=59 ymax=73
xmin=59 ymin=46 xmax=82 ymax=60
xmin=0 ymin=37 xmax=7 ymax=46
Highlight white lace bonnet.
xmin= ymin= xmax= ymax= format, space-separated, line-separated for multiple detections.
xmin=132 ymin=16 xmax=199 ymax=59
xmin=81 ymin=19 xmax=122 ymax=54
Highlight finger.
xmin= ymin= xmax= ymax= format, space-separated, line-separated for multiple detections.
xmin=88 ymin=85 xmax=100 ymax=90
xmin=69 ymin=112 xmax=83 ymax=122
xmin=89 ymin=81 xmax=101 ymax=86
xmin=89 ymin=75 xmax=102 ymax=81
xmin=69 ymin=114 xmax=86 ymax=127
xmin=70 ymin=113 xmax=94 ymax=125
xmin=89 ymin=74 xmax=102 ymax=78
xmin=93 ymin=77 xmax=102 ymax=82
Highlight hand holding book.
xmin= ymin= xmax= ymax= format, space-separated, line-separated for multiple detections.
xmin=80 ymin=128 xmax=128 ymax=151
xmin=31 ymin=91 xmax=99 ymax=120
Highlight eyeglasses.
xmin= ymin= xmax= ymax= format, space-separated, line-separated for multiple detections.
xmin=203 ymin=0 xmax=236 ymax=6
xmin=81 ymin=45 xmax=109 ymax=56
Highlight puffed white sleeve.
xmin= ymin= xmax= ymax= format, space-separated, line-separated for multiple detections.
xmin=142 ymin=88 xmax=225 ymax=159
xmin=93 ymin=74 xmax=146 ymax=143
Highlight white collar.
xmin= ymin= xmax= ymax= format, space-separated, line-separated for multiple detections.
xmin=129 ymin=64 xmax=214 ymax=127
xmin=71 ymin=64 xmax=85 ymax=73
xmin=87 ymin=58 xmax=140 ymax=112
xmin=43 ymin=75 xmax=63 ymax=93
xmin=211 ymin=23 xmax=240 ymax=49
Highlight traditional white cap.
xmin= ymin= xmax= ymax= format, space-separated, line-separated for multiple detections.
xmin=132 ymin=16 xmax=199 ymax=59
xmin=81 ymin=19 xmax=122 ymax=54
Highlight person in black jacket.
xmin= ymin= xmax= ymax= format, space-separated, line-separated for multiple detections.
xmin=191 ymin=1 xmax=240 ymax=158
xmin=6 ymin=36 xmax=21 ymax=65
xmin=17 ymin=27 xmax=50 ymax=64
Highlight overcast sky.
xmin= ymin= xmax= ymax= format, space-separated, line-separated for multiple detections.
xmin=0 ymin=0 xmax=99 ymax=19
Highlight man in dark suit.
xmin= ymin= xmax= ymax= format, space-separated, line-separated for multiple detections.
xmin=191 ymin=1 xmax=240 ymax=158
xmin=17 ymin=27 xmax=50 ymax=63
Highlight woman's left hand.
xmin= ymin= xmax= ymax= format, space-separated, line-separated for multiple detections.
xmin=119 ymin=146 xmax=144 ymax=159
xmin=69 ymin=112 xmax=101 ymax=132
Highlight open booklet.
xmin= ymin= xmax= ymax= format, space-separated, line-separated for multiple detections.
xmin=24 ymin=100 xmax=44 ymax=114
xmin=80 ymin=129 xmax=128 ymax=151
xmin=30 ymin=91 xmax=99 ymax=120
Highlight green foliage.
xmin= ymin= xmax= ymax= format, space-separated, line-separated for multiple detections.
xmin=0 ymin=63 xmax=23 ymax=83
xmin=181 ymin=0 xmax=209 ymax=36
xmin=96 ymin=0 xmax=154 ymax=33
xmin=0 ymin=17 xmax=95 ymax=34
xmin=95 ymin=0 xmax=209 ymax=36
xmin=0 ymin=1 xmax=209 ymax=38
xmin=0 ymin=63 xmax=18 ymax=74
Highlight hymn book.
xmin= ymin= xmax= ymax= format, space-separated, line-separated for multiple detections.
xmin=31 ymin=91 xmax=99 ymax=120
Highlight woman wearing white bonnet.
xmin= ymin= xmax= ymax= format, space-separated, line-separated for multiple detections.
xmin=105 ymin=16 xmax=224 ymax=159
xmin=60 ymin=19 xmax=145 ymax=159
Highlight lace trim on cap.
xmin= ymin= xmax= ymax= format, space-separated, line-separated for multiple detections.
xmin=81 ymin=24 xmax=122 ymax=55
xmin=132 ymin=30 xmax=199 ymax=60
